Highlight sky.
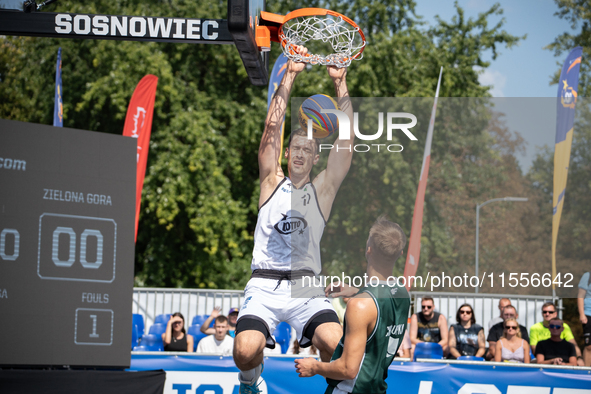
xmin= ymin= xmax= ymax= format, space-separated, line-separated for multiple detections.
xmin=414 ymin=0 xmax=580 ymax=172
xmin=415 ymin=0 xmax=576 ymax=98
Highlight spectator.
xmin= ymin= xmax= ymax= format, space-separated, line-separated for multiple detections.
xmin=578 ymin=271 xmax=591 ymax=366
xmin=494 ymin=318 xmax=530 ymax=363
xmin=162 ymin=312 xmax=194 ymax=352
xmin=227 ymin=308 xmax=239 ymax=337
xmin=410 ymin=297 xmax=448 ymax=354
xmin=201 ymin=307 xmax=238 ymax=337
xmin=535 ymin=318 xmax=577 ymax=366
xmin=448 ymin=304 xmax=485 ymax=359
xmin=529 ymin=302 xmax=583 ymax=365
xmin=397 ymin=330 xmax=412 ymax=358
xmin=487 ymin=305 xmax=529 ymax=360
xmin=488 ymin=298 xmax=511 ymax=330
xmin=196 ymin=315 xmax=234 ymax=355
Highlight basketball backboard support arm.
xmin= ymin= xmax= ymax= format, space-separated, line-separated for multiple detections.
xmin=0 ymin=5 xmax=269 ymax=86
xmin=227 ymin=0 xmax=268 ymax=86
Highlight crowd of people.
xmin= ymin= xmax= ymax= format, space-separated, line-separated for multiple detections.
xmin=408 ymin=296 xmax=589 ymax=366
xmin=155 ymin=279 xmax=590 ymax=369
xmin=156 ymin=294 xmax=588 ymax=369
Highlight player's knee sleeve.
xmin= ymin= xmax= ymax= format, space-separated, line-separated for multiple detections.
xmin=301 ymin=311 xmax=340 ymax=348
xmin=236 ymin=317 xmax=270 ymax=339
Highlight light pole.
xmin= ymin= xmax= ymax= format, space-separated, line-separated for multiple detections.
xmin=475 ymin=197 xmax=528 ymax=293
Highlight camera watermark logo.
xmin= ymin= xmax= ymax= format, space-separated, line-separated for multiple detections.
xmin=306 ymin=110 xmax=418 ymax=153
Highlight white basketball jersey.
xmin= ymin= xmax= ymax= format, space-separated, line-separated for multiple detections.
xmin=251 ymin=177 xmax=326 ymax=274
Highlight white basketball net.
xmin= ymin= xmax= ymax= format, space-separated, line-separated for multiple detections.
xmin=279 ymin=15 xmax=366 ymax=68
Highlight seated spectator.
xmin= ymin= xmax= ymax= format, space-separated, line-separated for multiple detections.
xmin=488 ymin=298 xmax=511 ymax=330
xmin=410 ymin=297 xmax=448 ymax=354
xmin=535 ymin=318 xmax=577 ymax=366
xmin=162 ymin=312 xmax=194 ymax=352
xmin=196 ymin=315 xmax=234 ymax=355
xmin=397 ymin=330 xmax=412 ymax=358
xmin=487 ymin=305 xmax=529 ymax=360
xmin=530 ymin=302 xmax=583 ymax=365
xmin=448 ymin=304 xmax=485 ymax=359
xmin=227 ymin=308 xmax=239 ymax=337
xmin=201 ymin=307 xmax=238 ymax=337
xmin=495 ymin=318 xmax=530 ymax=363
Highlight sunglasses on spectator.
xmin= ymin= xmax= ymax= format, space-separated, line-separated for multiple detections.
xmin=422 ymin=305 xmax=432 ymax=309
xmin=549 ymin=324 xmax=563 ymax=329
xmin=542 ymin=310 xmax=556 ymax=314
xmin=460 ymin=310 xmax=472 ymax=315
xmin=505 ymin=325 xmax=517 ymax=330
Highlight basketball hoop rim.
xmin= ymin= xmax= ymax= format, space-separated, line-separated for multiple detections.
xmin=259 ymin=8 xmax=366 ymax=61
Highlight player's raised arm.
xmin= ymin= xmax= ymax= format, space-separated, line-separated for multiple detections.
xmin=314 ymin=66 xmax=354 ymax=219
xmin=258 ymin=47 xmax=307 ymax=206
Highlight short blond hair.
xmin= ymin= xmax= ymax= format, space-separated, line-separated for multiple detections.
xmin=368 ymin=215 xmax=406 ymax=262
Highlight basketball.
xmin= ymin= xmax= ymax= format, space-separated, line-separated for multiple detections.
xmin=298 ymin=94 xmax=339 ymax=139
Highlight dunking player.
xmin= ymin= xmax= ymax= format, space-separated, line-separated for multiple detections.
xmin=233 ymin=46 xmax=354 ymax=393
xmin=295 ymin=216 xmax=411 ymax=394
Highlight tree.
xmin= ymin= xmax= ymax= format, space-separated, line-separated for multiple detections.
xmin=547 ymin=0 xmax=591 ymax=95
xmin=1 ymin=0 xmax=527 ymax=291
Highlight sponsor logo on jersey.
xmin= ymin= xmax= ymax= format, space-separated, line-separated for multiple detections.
xmin=274 ymin=213 xmax=308 ymax=235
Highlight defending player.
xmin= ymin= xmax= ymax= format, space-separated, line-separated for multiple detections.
xmin=233 ymin=46 xmax=354 ymax=393
xmin=295 ymin=216 xmax=411 ymax=394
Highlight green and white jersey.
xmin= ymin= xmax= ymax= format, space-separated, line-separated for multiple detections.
xmin=325 ymin=282 xmax=410 ymax=394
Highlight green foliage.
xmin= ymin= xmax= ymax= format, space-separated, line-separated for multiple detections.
xmin=547 ymin=0 xmax=591 ymax=96
xmin=0 ymin=0 xmax=526 ymax=290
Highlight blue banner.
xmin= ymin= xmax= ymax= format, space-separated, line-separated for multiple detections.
xmin=129 ymin=354 xmax=591 ymax=394
xmin=552 ymin=46 xmax=583 ymax=287
xmin=53 ymin=47 xmax=63 ymax=127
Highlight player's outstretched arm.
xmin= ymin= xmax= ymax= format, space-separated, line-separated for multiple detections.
xmin=314 ymin=66 xmax=354 ymax=219
xmin=295 ymin=295 xmax=376 ymax=380
xmin=325 ymin=282 xmax=360 ymax=298
xmin=259 ymin=47 xmax=307 ymax=207
xmin=200 ymin=306 xmax=221 ymax=335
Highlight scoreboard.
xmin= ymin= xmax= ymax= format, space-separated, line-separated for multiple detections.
xmin=0 ymin=119 xmax=136 ymax=368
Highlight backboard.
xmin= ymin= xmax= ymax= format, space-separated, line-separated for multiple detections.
xmin=227 ymin=0 xmax=269 ymax=86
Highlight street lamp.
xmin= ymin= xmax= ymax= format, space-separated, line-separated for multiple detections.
xmin=475 ymin=197 xmax=528 ymax=293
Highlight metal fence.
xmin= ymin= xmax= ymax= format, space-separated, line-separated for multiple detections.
xmin=133 ymin=287 xmax=244 ymax=328
xmin=134 ymin=288 xmax=559 ymax=337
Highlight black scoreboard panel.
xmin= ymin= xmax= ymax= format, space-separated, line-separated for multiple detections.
xmin=0 ymin=119 xmax=136 ymax=368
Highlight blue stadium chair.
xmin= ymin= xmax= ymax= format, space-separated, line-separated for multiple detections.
xmin=131 ymin=324 xmax=139 ymax=349
xmin=192 ymin=315 xmax=210 ymax=326
xmin=154 ymin=314 xmax=172 ymax=325
xmin=188 ymin=324 xmax=208 ymax=351
xmin=133 ymin=314 xmax=145 ymax=337
xmin=273 ymin=322 xmax=291 ymax=354
xmin=413 ymin=342 xmax=444 ymax=361
xmin=133 ymin=345 xmax=148 ymax=351
xmin=148 ymin=323 xmax=167 ymax=336
xmin=140 ymin=334 xmax=163 ymax=351
xmin=457 ymin=355 xmax=484 ymax=361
